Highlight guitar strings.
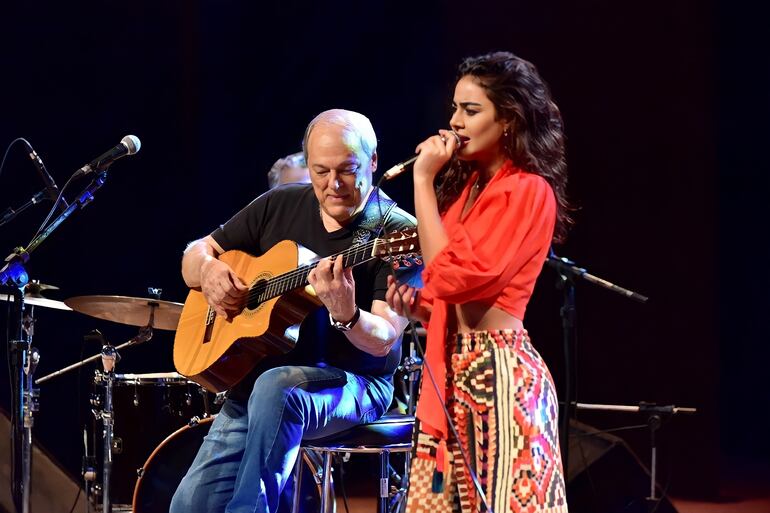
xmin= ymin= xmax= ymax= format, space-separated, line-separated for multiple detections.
xmin=248 ymin=239 xmax=377 ymax=303
xmin=246 ymin=232 xmax=417 ymax=304
xmin=246 ymin=238 xmax=380 ymax=304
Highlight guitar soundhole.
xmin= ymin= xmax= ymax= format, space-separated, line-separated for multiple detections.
xmin=246 ymin=278 xmax=269 ymax=311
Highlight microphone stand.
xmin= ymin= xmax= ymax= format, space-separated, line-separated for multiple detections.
xmin=0 ymin=172 xmax=110 ymax=513
xmin=573 ymin=402 xmax=696 ymax=511
xmin=0 ymin=189 xmax=55 ymax=228
xmin=546 ymin=251 xmax=648 ymax=478
xmin=1 ymin=284 xmax=26 ymax=513
xmin=35 ymin=325 xmax=154 ymax=385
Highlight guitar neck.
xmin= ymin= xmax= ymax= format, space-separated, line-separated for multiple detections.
xmin=249 ymin=239 xmax=379 ymax=305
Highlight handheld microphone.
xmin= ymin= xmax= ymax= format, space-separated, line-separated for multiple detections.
xmin=382 ymin=131 xmax=463 ymax=181
xmin=21 ymin=140 xmax=67 ymax=211
xmin=74 ymin=135 xmax=141 ymax=178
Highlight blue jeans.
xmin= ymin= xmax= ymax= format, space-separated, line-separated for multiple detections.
xmin=169 ymin=365 xmax=392 ymax=513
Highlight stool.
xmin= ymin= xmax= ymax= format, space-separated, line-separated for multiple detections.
xmin=292 ymin=412 xmax=414 ymax=513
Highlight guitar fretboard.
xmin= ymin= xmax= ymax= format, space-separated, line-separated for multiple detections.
xmin=246 ymin=238 xmax=380 ymax=305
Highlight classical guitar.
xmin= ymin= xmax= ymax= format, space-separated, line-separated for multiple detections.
xmin=173 ymin=229 xmax=420 ymax=392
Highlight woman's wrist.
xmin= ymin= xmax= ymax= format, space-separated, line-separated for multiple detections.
xmin=413 ymin=175 xmax=435 ymax=189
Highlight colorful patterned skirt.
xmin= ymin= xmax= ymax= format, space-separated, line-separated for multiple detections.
xmin=406 ymin=330 xmax=568 ymax=513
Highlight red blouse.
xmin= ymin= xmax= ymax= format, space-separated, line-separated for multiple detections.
xmin=416 ymin=160 xmax=557 ymax=439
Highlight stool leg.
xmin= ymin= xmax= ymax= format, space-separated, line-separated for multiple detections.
xmin=320 ymin=451 xmax=333 ymax=513
xmin=379 ymin=450 xmax=389 ymax=513
xmin=291 ymin=450 xmax=304 ymax=513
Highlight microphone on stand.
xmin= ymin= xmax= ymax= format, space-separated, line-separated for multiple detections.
xmin=381 ymin=130 xmax=463 ymax=181
xmin=73 ymin=135 xmax=141 ymax=178
xmin=21 ymin=140 xmax=68 ymax=212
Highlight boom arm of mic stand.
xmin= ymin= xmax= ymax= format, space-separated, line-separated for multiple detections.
xmin=0 ymin=189 xmax=52 ymax=228
xmin=0 ymin=172 xmax=108 ymax=286
xmin=36 ymin=325 xmax=153 ymax=385
xmin=546 ymin=253 xmax=649 ymax=303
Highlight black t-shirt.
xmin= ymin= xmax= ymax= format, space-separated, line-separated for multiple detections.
xmin=210 ymin=184 xmax=420 ymax=400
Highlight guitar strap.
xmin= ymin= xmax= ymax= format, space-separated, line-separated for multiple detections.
xmin=351 ymin=187 xmax=397 ymax=245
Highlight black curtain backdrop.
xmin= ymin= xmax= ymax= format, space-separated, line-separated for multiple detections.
xmin=0 ymin=0 xmax=766 ymax=500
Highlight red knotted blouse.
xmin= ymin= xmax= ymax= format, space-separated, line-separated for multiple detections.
xmin=416 ymin=160 xmax=556 ymax=439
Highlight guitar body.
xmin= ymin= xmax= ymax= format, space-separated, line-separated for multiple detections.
xmin=174 ymin=240 xmax=322 ymax=392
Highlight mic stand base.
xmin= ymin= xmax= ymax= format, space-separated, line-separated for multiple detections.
xmin=573 ymin=401 xmax=696 ymax=509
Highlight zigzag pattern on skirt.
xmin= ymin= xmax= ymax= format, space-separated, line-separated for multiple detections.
xmin=406 ymin=330 xmax=568 ymax=513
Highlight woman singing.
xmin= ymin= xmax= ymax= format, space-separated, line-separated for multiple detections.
xmin=386 ymin=51 xmax=570 ymax=512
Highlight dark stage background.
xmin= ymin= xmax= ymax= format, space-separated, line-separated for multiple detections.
xmin=1 ymin=0 xmax=768 ymax=504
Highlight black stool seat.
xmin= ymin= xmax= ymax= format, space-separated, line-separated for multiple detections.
xmin=303 ymin=412 xmax=414 ymax=452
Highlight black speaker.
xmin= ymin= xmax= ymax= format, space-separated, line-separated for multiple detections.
xmin=566 ymin=419 xmax=678 ymax=513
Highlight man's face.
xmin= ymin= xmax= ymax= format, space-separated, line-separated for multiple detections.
xmin=306 ymin=124 xmax=376 ymax=226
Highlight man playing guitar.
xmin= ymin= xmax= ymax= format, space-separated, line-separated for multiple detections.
xmin=170 ymin=109 xmax=417 ymax=513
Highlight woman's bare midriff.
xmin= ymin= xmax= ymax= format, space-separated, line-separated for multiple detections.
xmin=454 ymin=301 xmax=523 ymax=333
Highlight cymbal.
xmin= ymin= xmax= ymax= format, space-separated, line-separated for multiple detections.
xmin=64 ymin=295 xmax=183 ymax=331
xmin=25 ymin=281 xmax=60 ymax=298
xmin=0 ymin=293 xmax=72 ymax=311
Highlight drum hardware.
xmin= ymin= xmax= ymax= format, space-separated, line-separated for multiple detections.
xmin=36 ymin=326 xmax=153 ymax=385
xmin=0 ymin=280 xmax=73 ymax=312
xmin=88 ymin=335 xmax=122 ymax=513
xmin=32 ymin=290 xmax=164 ymax=513
xmin=82 ymin=424 xmax=98 ymax=510
xmin=0 ymin=280 xmax=59 ymax=513
xmin=88 ymin=372 xmax=217 ymax=508
xmin=36 ymin=287 xmax=174 ymax=385
xmin=64 ymin=292 xmax=183 ymax=331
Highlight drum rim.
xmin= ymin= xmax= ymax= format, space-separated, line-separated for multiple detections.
xmin=109 ymin=372 xmax=195 ymax=385
xmin=132 ymin=415 xmax=216 ymax=510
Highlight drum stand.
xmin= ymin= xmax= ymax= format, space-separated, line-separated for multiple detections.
xmin=94 ymin=343 xmax=120 ymax=513
xmin=36 ymin=311 xmax=157 ymax=513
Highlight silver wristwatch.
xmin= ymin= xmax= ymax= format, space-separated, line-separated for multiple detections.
xmin=329 ymin=306 xmax=361 ymax=331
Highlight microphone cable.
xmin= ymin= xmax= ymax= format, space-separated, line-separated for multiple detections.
xmin=372 ymin=149 xmax=494 ymax=512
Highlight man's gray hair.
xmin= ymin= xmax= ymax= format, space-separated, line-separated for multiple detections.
xmin=302 ymin=109 xmax=377 ymax=163
xmin=267 ymin=152 xmax=306 ymax=189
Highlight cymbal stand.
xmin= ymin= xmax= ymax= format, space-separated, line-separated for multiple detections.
xmin=94 ymin=341 xmax=120 ymax=513
xmin=21 ymin=307 xmax=40 ymax=513
xmin=0 ymin=283 xmax=42 ymax=513
xmin=35 ymin=307 xmax=156 ymax=512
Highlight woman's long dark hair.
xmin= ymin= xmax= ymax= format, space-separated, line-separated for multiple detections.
xmin=435 ymin=51 xmax=572 ymax=242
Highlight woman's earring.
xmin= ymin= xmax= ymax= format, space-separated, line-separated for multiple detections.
xmin=503 ymin=126 xmax=512 ymax=153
